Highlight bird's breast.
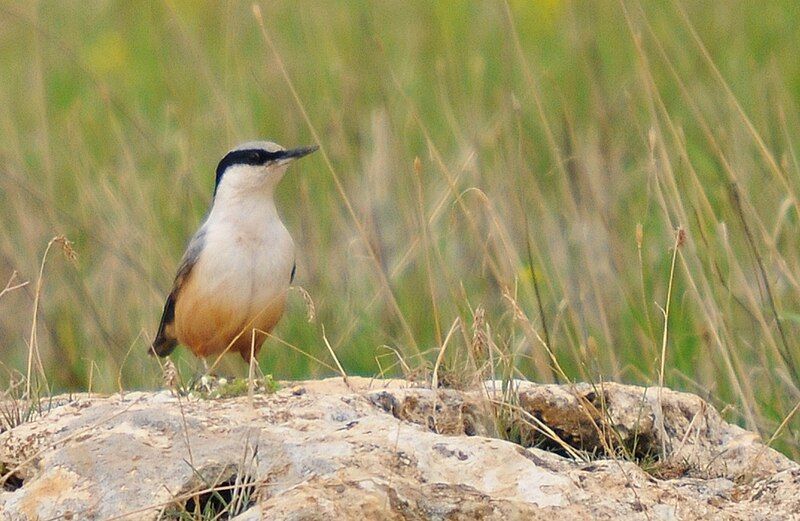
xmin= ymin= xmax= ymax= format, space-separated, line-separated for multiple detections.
xmin=192 ymin=217 xmax=295 ymax=309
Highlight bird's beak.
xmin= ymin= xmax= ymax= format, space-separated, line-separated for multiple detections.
xmin=279 ymin=145 xmax=319 ymax=163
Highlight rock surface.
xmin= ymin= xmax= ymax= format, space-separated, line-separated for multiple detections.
xmin=1 ymin=377 xmax=798 ymax=520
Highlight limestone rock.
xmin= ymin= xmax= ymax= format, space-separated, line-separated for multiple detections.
xmin=0 ymin=378 xmax=797 ymax=520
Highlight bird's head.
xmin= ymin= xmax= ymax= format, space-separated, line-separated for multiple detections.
xmin=213 ymin=140 xmax=317 ymax=200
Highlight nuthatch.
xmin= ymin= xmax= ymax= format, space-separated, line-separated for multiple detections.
xmin=150 ymin=141 xmax=317 ymax=362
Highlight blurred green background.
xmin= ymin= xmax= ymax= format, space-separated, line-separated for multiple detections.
xmin=3 ymin=1 xmax=800 ymax=455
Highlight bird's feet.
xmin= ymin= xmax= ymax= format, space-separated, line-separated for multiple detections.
xmin=184 ymin=359 xmax=231 ymax=394
xmin=179 ymin=359 xmax=278 ymax=398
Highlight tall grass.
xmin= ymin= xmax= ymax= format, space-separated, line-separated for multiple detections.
xmin=1 ymin=1 xmax=800 ymax=457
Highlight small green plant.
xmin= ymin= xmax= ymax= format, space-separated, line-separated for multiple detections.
xmin=0 ymin=369 xmax=56 ymax=434
xmin=161 ymin=446 xmax=259 ymax=521
xmin=182 ymin=375 xmax=280 ymax=400
xmin=161 ymin=475 xmax=257 ymax=521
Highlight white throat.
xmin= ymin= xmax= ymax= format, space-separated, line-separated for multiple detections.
xmin=208 ymin=190 xmax=281 ymax=236
xmin=200 ymin=158 xmax=294 ymax=279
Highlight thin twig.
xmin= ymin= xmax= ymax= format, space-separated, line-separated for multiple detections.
xmin=657 ymin=227 xmax=683 ymax=458
xmin=26 ymin=236 xmax=73 ymax=399
xmin=0 ymin=271 xmax=28 ymax=299
xmin=430 ymin=318 xmax=461 ymax=390
xmin=321 ymin=324 xmax=349 ymax=386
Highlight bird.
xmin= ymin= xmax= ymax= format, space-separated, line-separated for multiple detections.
xmin=150 ymin=140 xmax=317 ymax=362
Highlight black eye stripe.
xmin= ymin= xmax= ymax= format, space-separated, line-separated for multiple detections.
xmin=214 ymin=148 xmax=285 ymax=194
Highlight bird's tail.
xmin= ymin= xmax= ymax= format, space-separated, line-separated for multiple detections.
xmin=150 ymin=291 xmax=179 ymax=357
xmin=150 ymin=334 xmax=178 ymax=357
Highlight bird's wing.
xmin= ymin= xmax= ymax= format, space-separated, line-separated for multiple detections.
xmin=150 ymin=228 xmax=207 ymax=357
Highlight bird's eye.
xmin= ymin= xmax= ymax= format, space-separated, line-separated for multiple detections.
xmin=250 ymin=152 xmax=261 ymax=162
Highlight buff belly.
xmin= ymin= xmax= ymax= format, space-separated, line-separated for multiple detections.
xmin=173 ymin=224 xmax=293 ymax=360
